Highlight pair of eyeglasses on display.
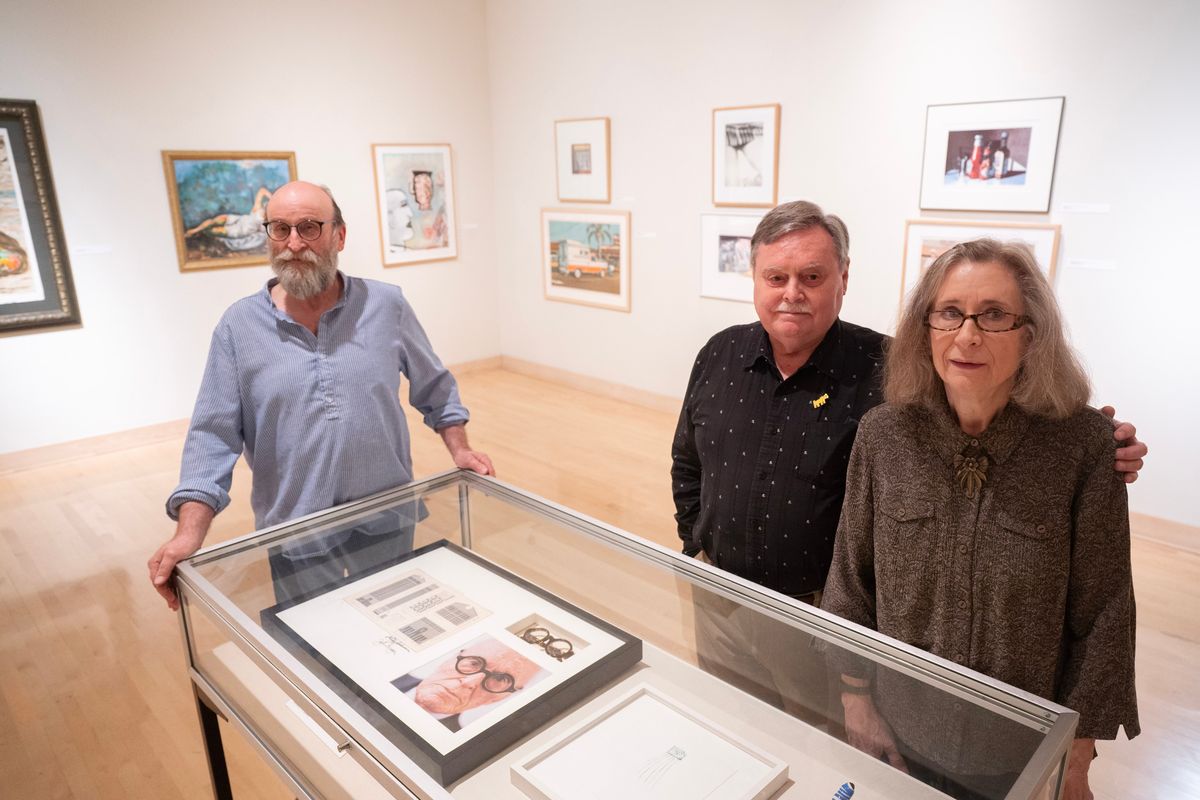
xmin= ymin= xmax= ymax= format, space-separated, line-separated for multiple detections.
xmin=454 ymin=654 xmax=516 ymax=694
xmin=926 ymin=308 xmax=1027 ymax=332
xmin=520 ymin=626 xmax=575 ymax=661
xmin=262 ymin=219 xmax=332 ymax=242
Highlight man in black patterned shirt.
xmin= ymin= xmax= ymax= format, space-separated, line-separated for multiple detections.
xmin=672 ymin=200 xmax=873 ymax=722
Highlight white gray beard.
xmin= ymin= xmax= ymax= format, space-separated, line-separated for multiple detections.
xmin=271 ymin=248 xmax=338 ymax=299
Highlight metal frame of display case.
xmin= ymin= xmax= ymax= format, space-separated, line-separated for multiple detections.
xmin=175 ymin=470 xmax=1078 ymax=800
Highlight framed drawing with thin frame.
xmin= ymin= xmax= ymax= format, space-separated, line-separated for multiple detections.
xmin=919 ymin=96 xmax=1064 ymax=212
xmin=900 ymin=219 xmax=1061 ymax=305
xmin=0 ymin=98 xmax=80 ymax=332
xmin=542 ymin=208 xmax=630 ymax=312
xmin=555 ymin=118 xmax=610 ymax=203
xmin=372 ymin=143 xmax=458 ymax=266
xmin=699 ymin=213 xmax=762 ymax=303
xmin=261 ymin=539 xmax=641 ymax=786
xmin=512 ymin=683 xmax=788 ymax=800
xmin=712 ymin=104 xmax=780 ymax=208
xmin=162 ymin=150 xmax=297 ymax=272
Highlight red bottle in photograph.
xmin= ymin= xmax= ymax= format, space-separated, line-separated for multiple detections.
xmin=968 ymin=134 xmax=984 ymax=179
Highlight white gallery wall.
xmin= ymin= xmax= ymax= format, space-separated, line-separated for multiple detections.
xmin=0 ymin=0 xmax=498 ymax=452
xmin=485 ymin=0 xmax=1200 ymax=526
xmin=1 ymin=0 xmax=1196 ymax=527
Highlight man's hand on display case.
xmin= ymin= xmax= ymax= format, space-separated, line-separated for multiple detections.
xmin=439 ymin=423 xmax=495 ymax=476
xmin=840 ymin=686 xmax=908 ymax=773
xmin=148 ymin=501 xmax=213 ymax=611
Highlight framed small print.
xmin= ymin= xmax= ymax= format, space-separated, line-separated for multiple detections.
xmin=712 ymin=104 xmax=780 ymax=208
xmin=919 ymin=96 xmax=1065 ymax=212
xmin=900 ymin=219 xmax=1061 ymax=304
xmin=0 ymin=99 xmax=80 ymax=332
xmin=162 ymin=150 xmax=297 ymax=272
xmin=699 ymin=213 xmax=762 ymax=303
xmin=372 ymin=143 xmax=458 ymax=266
xmin=542 ymin=208 xmax=630 ymax=312
xmin=555 ymin=118 xmax=610 ymax=203
xmin=261 ymin=540 xmax=641 ymax=786
xmin=512 ymin=683 xmax=788 ymax=800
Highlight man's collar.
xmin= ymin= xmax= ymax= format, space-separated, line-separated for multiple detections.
xmin=743 ymin=319 xmax=845 ymax=380
xmin=262 ymin=270 xmax=349 ymax=318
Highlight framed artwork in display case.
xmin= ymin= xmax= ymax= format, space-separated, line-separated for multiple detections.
xmin=900 ymin=218 xmax=1061 ymax=304
xmin=542 ymin=208 xmax=630 ymax=312
xmin=162 ymin=150 xmax=297 ymax=272
xmin=712 ymin=104 xmax=780 ymax=208
xmin=372 ymin=143 xmax=458 ymax=266
xmin=511 ymin=683 xmax=788 ymax=800
xmin=555 ymin=118 xmax=611 ymax=203
xmin=261 ymin=539 xmax=642 ymax=786
xmin=919 ymin=96 xmax=1065 ymax=212
xmin=699 ymin=213 xmax=762 ymax=303
xmin=0 ymin=99 xmax=80 ymax=332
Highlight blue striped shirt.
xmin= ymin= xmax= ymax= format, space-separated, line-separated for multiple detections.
xmin=166 ymin=273 xmax=468 ymax=554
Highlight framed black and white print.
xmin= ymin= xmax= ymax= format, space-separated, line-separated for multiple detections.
xmin=712 ymin=104 xmax=780 ymax=208
xmin=261 ymin=539 xmax=642 ymax=786
xmin=0 ymin=99 xmax=80 ymax=333
xmin=919 ymin=96 xmax=1065 ymax=212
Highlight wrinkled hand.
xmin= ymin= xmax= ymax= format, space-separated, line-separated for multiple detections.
xmin=1100 ymin=406 xmax=1148 ymax=483
xmin=147 ymin=528 xmax=206 ymax=611
xmin=452 ymin=448 xmax=495 ymax=476
xmin=842 ymin=693 xmax=907 ymax=772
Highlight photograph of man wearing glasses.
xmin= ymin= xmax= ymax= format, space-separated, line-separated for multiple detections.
xmin=392 ymin=634 xmax=548 ymax=732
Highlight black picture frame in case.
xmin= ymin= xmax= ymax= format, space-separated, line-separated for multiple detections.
xmin=261 ymin=538 xmax=643 ymax=786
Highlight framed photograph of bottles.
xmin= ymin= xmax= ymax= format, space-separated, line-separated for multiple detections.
xmin=699 ymin=213 xmax=762 ymax=303
xmin=712 ymin=104 xmax=780 ymax=207
xmin=900 ymin=219 xmax=1061 ymax=305
xmin=918 ymin=97 xmax=1064 ymax=212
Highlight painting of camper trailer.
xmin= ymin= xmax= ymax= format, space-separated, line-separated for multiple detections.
xmin=542 ymin=210 xmax=630 ymax=312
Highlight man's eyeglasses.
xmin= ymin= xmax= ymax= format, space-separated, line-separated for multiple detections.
xmin=263 ymin=219 xmax=331 ymax=242
xmin=926 ymin=308 xmax=1027 ymax=333
xmin=521 ymin=626 xmax=575 ymax=661
xmin=454 ymin=654 xmax=516 ymax=694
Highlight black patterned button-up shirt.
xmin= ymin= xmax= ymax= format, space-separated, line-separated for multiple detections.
xmin=671 ymin=319 xmax=887 ymax=595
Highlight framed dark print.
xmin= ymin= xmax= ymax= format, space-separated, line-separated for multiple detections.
xmin=555 ymin=118 xmax=610 ymax=203
xmin=0 ymin=99 xmax=80 ymax=333
xmin=261 ymin=539 xmax=642 ymax=786
xmin=699 ymin=213 xmax=762 ymax=303
xmin=919 ymin=97 xmax=1064 ymax=212
xmin=162 ymin=150 xmax=298 ymax=272
xmin=712 ymin=104 xmax=780 ymax=208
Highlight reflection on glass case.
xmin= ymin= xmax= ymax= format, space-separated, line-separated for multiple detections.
xmin=176 ymin=471 xmax=1077 ymax=800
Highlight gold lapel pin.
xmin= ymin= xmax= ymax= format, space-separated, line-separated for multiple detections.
xmin=812 ymin=393 xmax=829 ymax=409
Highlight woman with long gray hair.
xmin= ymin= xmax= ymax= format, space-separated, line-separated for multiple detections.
xmin=822 ymin=239 xmax=1139 ymax=800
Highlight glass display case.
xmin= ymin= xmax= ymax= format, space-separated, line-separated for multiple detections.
xmin=175 ymin=470 xmax=1076 ymax=800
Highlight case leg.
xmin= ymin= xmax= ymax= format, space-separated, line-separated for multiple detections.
xmin=195 ymin=688 xmax=234 ymax=800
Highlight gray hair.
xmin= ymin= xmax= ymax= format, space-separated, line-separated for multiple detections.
xmin=884 ymin=238 xmax=1090 ymax=418
xmin=317 ymin=184 xmax=345 ymax=228
xmin=750 ymin=200 xmax=850 ymax=272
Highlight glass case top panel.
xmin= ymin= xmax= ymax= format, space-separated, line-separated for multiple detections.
xmin=183 ymin=474 xmax=1069 ymax=797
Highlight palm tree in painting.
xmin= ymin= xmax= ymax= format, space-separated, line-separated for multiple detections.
xmin=586 ymin=223 xmax=612 ymax=258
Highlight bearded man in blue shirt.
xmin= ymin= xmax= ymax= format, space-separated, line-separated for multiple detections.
xmin=148 ymin=181 xmax=493 ymax=610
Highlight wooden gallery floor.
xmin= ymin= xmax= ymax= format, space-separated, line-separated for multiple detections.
xmin=0 ymin=368 xmax=1196 ymax=799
